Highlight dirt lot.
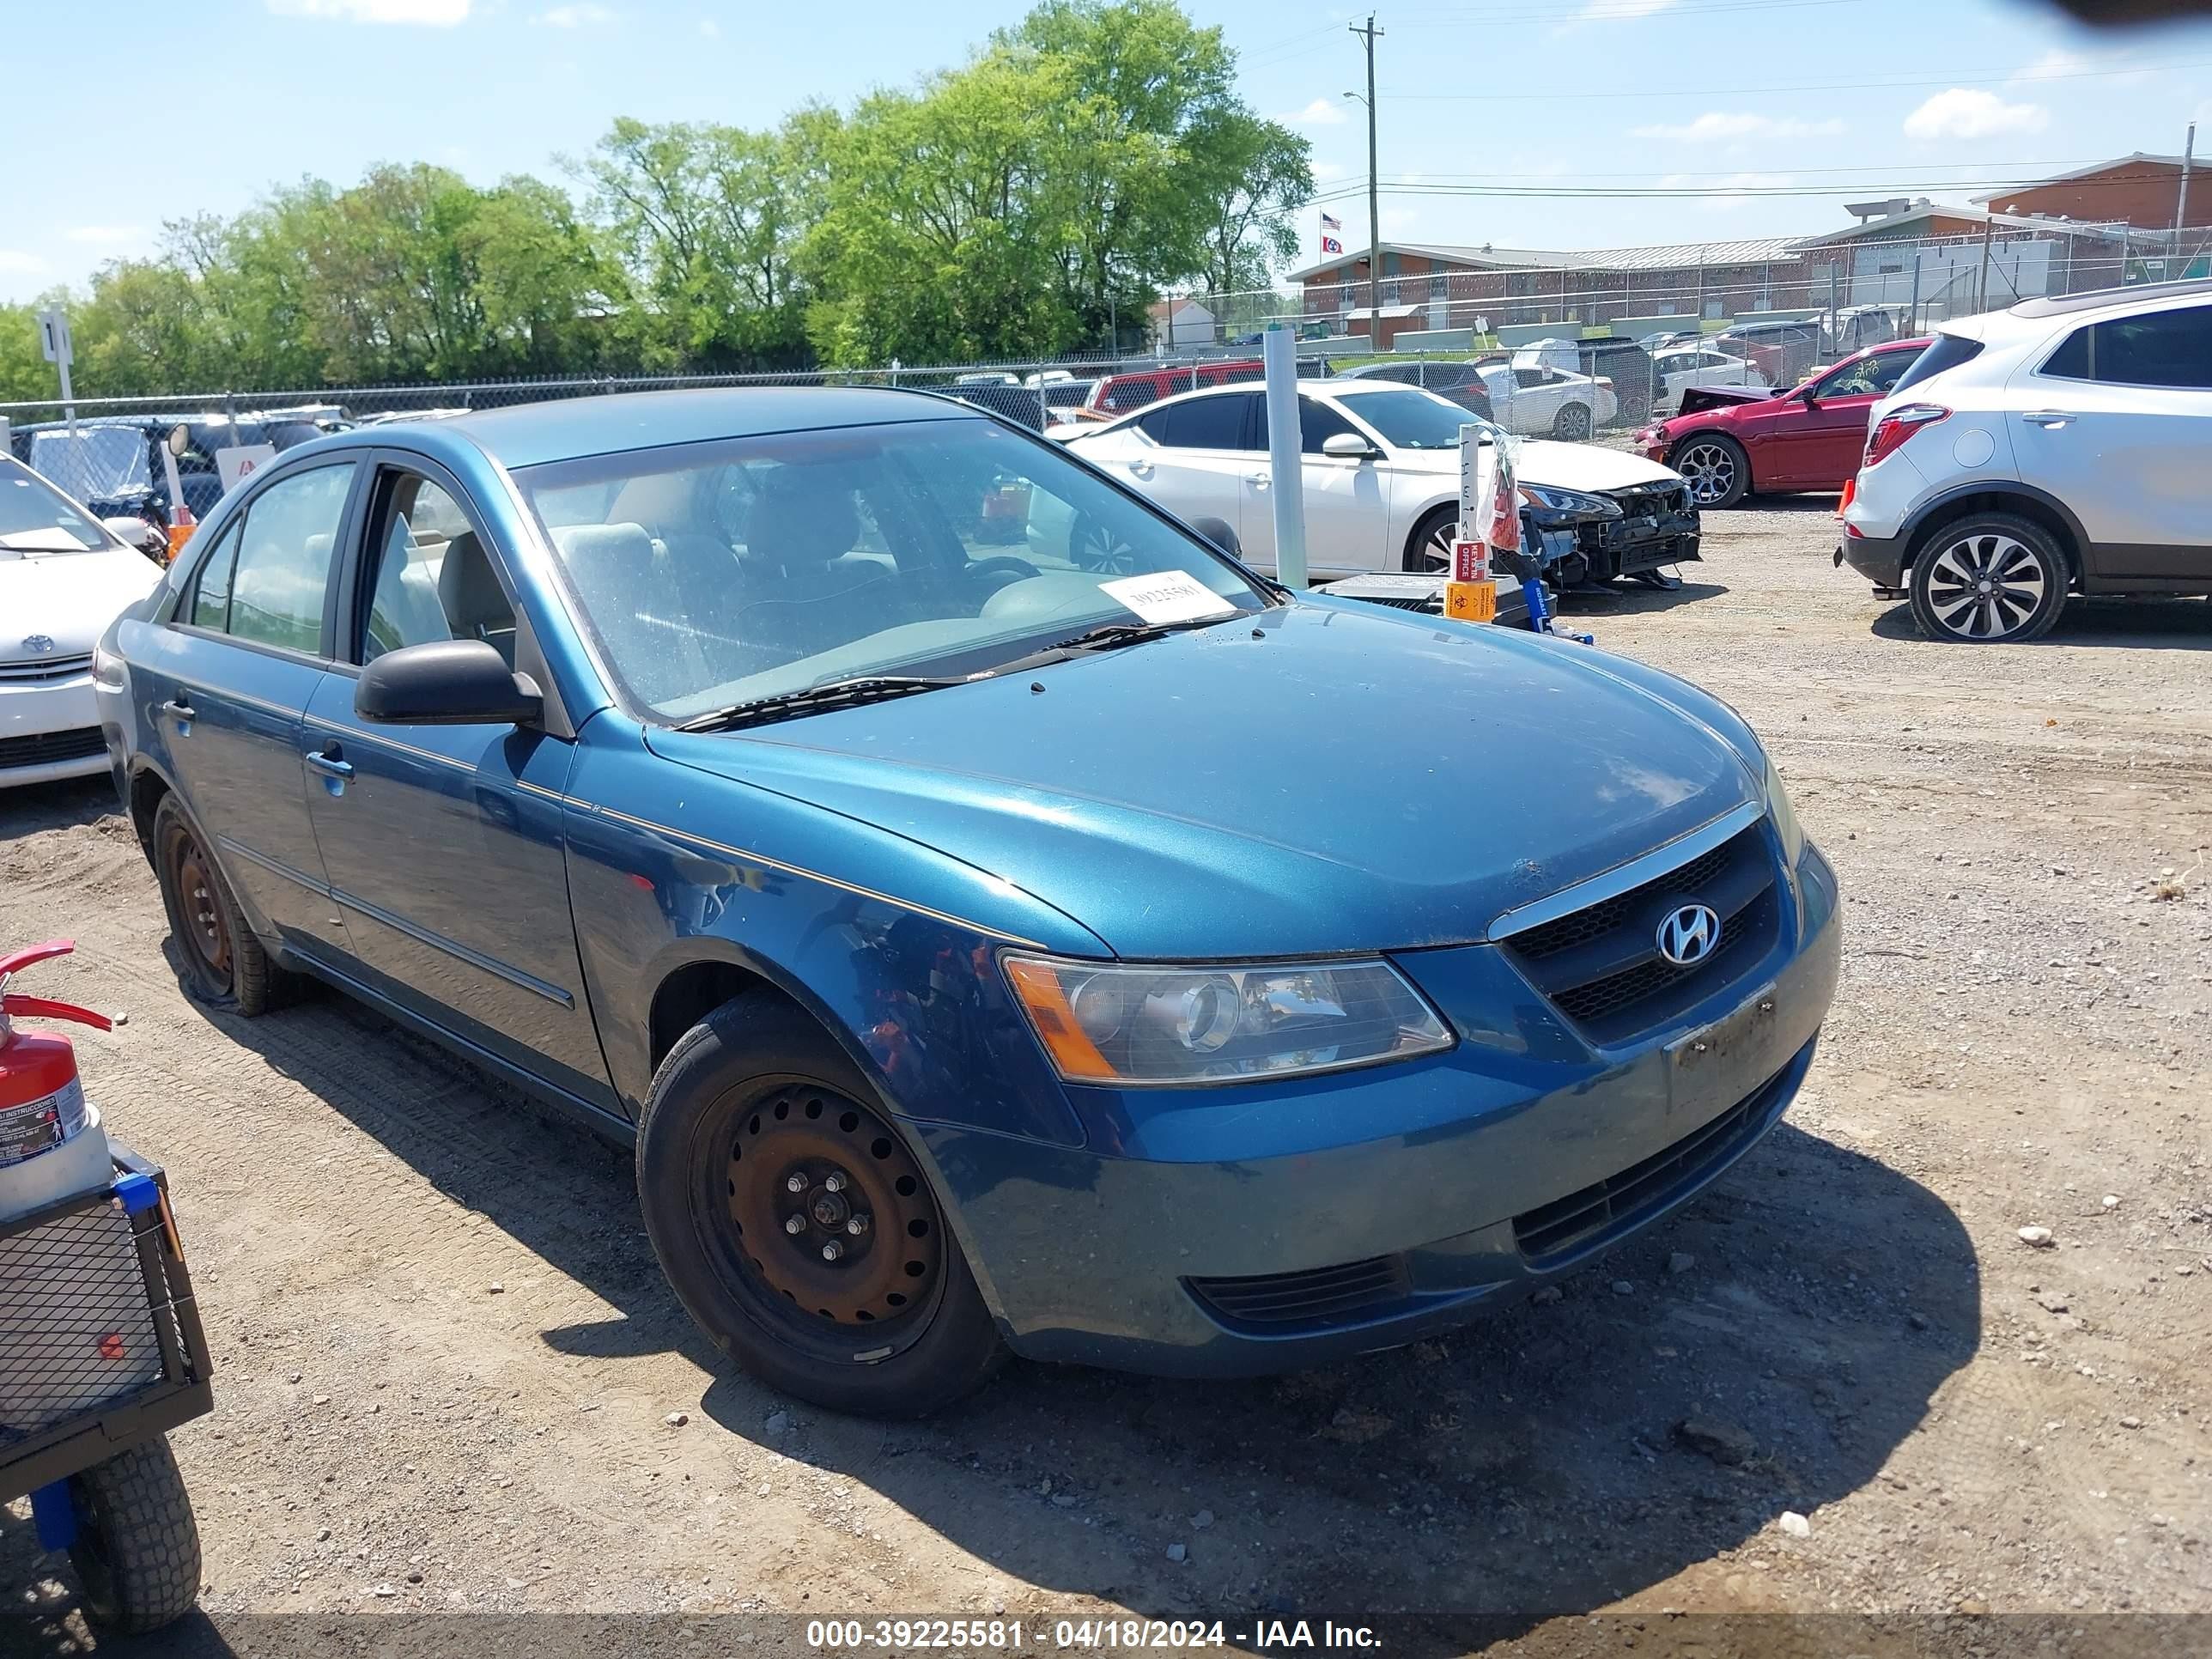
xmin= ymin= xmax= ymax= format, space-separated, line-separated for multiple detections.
xmin=3 ymin=501 xmax=2209 ymax=1656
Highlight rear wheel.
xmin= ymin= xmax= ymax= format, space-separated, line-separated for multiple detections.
xmin=1552 ymin=404 xmax=1594 ymax=441
xmin=68 ymin=1437 xmax=202 ymax=1633
xmin=1069 ymin=513 xmax=1141 ymax=574
xmin=1906 ymin=514 xmax=2068 ymax=643
xmin=1671 ymin=434 xmax=1749 ymax=509
xmin=635 ymin=1000 xmax=1005 ymax=1417
xmin=151 ymin=793 xmax=293 ymax=1015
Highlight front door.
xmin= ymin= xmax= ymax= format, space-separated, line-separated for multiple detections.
xmin=301 ymin=459 xmax=615 ymax=1109
xmin=1242 ymin=396 xmax=1389 ymax=575
xmin=2011 ymin=302 xmax=2212 ymax=583
xmin=138 ymin=460 xmax=361 ymax=959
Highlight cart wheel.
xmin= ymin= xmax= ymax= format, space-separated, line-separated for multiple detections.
xmin=67 ymin=1437 xmax=202 ymax=1633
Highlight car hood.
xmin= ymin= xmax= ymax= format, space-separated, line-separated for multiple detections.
xmin=0 ymin=546 xmax=162 ymax=656
xmin=646 ymin=599 xmax=1760 ymax=960
xmin=1387 ymin=438 xmax=1683 ymax=493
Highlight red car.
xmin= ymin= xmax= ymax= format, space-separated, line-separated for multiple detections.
xmin=1079 ymin=357 xmax=1264 ymax=419
xmin=1635 ymin=337 xmax=1929 ymax=508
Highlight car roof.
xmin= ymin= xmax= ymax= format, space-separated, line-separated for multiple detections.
xmin=2009 ymin=275 xmax=2212 ymax=319
xmin=377 ymin=386 xmax=976 ymax=470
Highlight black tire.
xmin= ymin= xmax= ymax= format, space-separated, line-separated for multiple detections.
xmin=1670 ymin=434 xmax=1750 ymax=509
xmin=635 ymin=999 xmax=1006 ymax=1417
xmin=1552 ymin=404 xmax=1594 ymax=441
xmin=151 ymin=793 xmax=295 ymax=1016
xmin=1403 ymin=505 xmax=1457 ymax=574
xmin=1906 ymin=513 xmax=2069 ymax=644
xmin=67 ymin=1437 xmax=202 ymax=1633
xmin=1068 ymin=513 xmax=1141 ymax=574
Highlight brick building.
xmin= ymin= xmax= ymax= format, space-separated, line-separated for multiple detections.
xmin=1976 ymin=153 xmax=2205 ymax=231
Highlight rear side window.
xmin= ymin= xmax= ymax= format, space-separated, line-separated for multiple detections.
xmin=1137 ymin=394 xmax=1254 ymax=451
xmin=2041 ymin=306 xmax=2212 ymax=390
xmin=222 ymin=465 xmax=352 ymax=654
xmin=188 ymin=520 xmax=243 ymax=630
xmin=1890 ymin=334 xmax=1985 ymax=396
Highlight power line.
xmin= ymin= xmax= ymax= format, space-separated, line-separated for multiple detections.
xmin=1376 ymin=54 xmax=2197 ymax=100
xmin=1306 ymin=168 xmax=2202 ymax=203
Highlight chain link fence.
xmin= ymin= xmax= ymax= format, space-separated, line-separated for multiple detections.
xmin=6 ymin=221 xmax=2205 ymax=532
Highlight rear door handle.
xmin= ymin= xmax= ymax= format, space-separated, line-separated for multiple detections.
xmin=1127 ymin=460 xmax=1154 ymax=478
xmin=2021 ymin=410 xmax=2075 ymax=428
xmin=1250 ymin=474 xmax=1271 ymax=490
xmin=305 ymin=747 xmax=354 ymax=781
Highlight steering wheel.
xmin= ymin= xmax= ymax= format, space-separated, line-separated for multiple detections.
xmin=963 ymin=556 xmax=1041 ymax=588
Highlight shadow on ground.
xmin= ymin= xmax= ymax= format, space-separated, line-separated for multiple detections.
xmin=1559 ymin=578 xmax=1729 ymax=618
xmin=1869 ymin=594 xmax=2212 ymax=647
xmin=2 ymin=965 xmax=1980 ymax=1650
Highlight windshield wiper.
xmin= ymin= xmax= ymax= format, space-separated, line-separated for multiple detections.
xmin=1049 ymin=614 xmax=1237 ymax=653
xmin=674 ymin=673 xmax=971 ymax=733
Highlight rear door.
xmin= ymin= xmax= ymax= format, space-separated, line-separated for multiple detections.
xmin=135 ymin=459 xmax=362 ymax=957
xmin=2014 ymin=301 xmax=2212 ymax=582
xmin=1112 ymin=393 xmax=1257 ymax=533
xmin=299 ymin=452 xmax=614 ymax=1109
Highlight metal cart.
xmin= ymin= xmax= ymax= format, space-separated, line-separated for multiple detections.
xmin=2 ymin=1144 xmax=212 ymax=1633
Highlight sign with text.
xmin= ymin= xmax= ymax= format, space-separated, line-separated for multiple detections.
xmin=216 ymin=443 xmax=277 ymax=494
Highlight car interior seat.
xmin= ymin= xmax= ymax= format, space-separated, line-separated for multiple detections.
xmin=436 ymin=532 xmax=520 ymax=668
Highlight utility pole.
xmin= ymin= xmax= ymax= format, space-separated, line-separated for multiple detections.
xmin=1348 ymin=15 xmax=1384 ymax=346
xmin=2176 ymin=121 xmax=2197 ymax=240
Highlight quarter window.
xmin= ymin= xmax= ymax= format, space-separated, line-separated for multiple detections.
xmin=188 ymin=520 xmax=243 ymax=631
xmin=222 ymin=465 xmax=352 ymax=654
xmin=361 ymin=472 xmax=518 ymax=665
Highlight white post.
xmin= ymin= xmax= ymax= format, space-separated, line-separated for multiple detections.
xmin=38 ymin=307 xmax=75 ymax=440
xmin=1261 ymin=325 xmax=1307 ymax=590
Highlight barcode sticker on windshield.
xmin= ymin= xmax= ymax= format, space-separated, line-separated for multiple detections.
xmin=1098 ymin=570 xmax=1237 ymax=625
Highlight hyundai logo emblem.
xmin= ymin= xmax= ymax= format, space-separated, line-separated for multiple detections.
xmin=1656 ymin=902 xmax=1720 ymax=967
xmin=21 ymin=635 xmax=56 ymax=655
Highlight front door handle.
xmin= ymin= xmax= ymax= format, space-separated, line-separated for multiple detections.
xmin=1127 ymin=459 xmax=1154 ymax=479
xmin=2021 ymin=410 xmax=2075 ymax=428
xmin=1250 ymin=474 xmax=1271 ymax=491
xmin=305 ymin=747 xmax=354 ymax=781
xmin=161 ymin=697 xmax=192 ymax=720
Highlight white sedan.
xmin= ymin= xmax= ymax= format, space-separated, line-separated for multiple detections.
xmin=1058 ymin=380 xmax=1698 ymax=584
xmin=0 ymin=457 xmax=164 ymax=787
xmin=1650 ymin=347 xmax=1768 ymax=416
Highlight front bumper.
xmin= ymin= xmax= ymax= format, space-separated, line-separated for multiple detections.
xmin=0 ymin=672 xmax=107 ymax=788
xmin=1590 ymin=484 xmax=1701 ymax=579
xmin=924 ymin=839 xmax=1841 ymax=1376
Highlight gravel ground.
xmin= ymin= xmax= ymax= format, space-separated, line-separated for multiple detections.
xmin=3 ymin=501 xmax=2208 ymax=1656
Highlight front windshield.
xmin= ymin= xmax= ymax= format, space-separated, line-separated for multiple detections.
xmin=26 ymin=428 xmax=149 ymax=501
xmin=516 ymin=414 xmax=1270 ymax=720
xmin=1332 ymin=386 xmax=1482 ymax=450
xmin=0 ymin=458 xmax=114 ymax=556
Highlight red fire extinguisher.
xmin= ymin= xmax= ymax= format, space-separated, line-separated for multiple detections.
xmin=1 ymin=941 xmax=114 ymax=1207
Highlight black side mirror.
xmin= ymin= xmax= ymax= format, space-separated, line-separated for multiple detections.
xmin=356 ymin=640 xmax=541 ymax=727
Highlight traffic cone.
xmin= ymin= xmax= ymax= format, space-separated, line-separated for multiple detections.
xmin=165 ymin=498 xmax=198 ymax=566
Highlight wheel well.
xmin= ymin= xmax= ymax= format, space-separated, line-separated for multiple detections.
xmin=128 ymin=769 xmax=169 ymax=859
xmin=1402 ymin=502 xmax=1456 ymax=570
xmin=647 ymin=958 xmax=796 ymax=1076
xmin=1904 ymin=492 xmax=2083 ymax=581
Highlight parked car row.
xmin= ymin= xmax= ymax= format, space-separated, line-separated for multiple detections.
xmin=61 ymin=381 xmax=1837 ymax=1418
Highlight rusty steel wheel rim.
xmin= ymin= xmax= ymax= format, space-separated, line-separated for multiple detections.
xmin=721 ymin=1085 xmax=945 ymax=1341
xmin=171 ymin=832 xmax=232 ymax=981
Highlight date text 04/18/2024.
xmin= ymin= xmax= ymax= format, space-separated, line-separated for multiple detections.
xmin=804 ymin=1620 xmax=1383 ymax=1650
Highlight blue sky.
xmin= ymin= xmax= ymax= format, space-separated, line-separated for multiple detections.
xmin=5 ymin=0 xmax=2210 ymax=304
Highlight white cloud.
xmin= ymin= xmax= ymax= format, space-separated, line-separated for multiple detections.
xmin=63 ymin=226 xmax=144 ymax=246
xmin=1284 ymin=97 xmax=1346 ymax=128
xmin=698 ymin=15 xmax=718 ymax=33
xmin=266 ymin=0 xmax=470 ymax=21
xmin=1904 ymin=88 xmax=2048 ymax=142
xmin=1632 ymin=112 xmax=1844 ymax=143
xmin=2010 ymin=46 xmax=2152 ymax=88
xmin=533 ymin=3 xmax=615 ymax=23
xmin=0 ymin=252 xmax=48 ymax=274
xmin=1658 ymin=172 xmax=1793 ymax=214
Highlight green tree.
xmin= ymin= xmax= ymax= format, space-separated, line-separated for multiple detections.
xmin=1190 ymin=111 xmax=1312 ymax=300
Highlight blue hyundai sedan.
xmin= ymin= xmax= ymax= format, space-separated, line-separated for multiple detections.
xmin=98 ymin=389 xmax=1839 ymax=1415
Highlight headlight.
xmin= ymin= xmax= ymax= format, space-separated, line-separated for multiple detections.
xmin=1518 ymin=483 xmax=1623 ymax=526
xmin=1002 ymin=954 xmax=1452 ymax=1086
xmin=1764 ymin=753 xmax=1805 ymax=866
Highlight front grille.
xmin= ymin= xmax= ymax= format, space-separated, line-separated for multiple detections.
xmin=0 ymin=726 xmax=106 ymax=772
xmin=1511 ymin=1060 xmax=1792 ymax=1261
xmin=1188 ymin=1254 xmax=1412 ymax=1329
xmin=0 ymin=653 xmax=94 ymax=684
xmin=1601 ymin=483 xmax=1691 ymax=522
xmin=1501 ymin=823 xmax=1778 ymax=1045
xmin=0 ymin=1204 xmax=167 ymax=1439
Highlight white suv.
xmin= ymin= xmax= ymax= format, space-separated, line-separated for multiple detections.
xmin=1838 ymin=278 xmax=2212 ymax=642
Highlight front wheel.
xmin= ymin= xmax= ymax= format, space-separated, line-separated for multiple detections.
xmin=635 ymin=1000 xmax=1006 ymax=1417
xmin=1670 ymin=434 xmax=1749 ymax=509
xmin=1403 ymin=506 xmax=1457 ymax=574
xmin=68 ymin=1437 xmax=202 ymax=1633
xmin=1906 ymin=514 xmax=2068 ymax=643
xmin=1552 ymin=403 xmax=1594 ymax=441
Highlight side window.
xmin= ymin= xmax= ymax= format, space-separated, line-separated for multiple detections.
xmin=1865 ymin=349 xmax=1915 ymax=397
xmin=361 ymin=471 xmax=517 ymax=665
xmin=224 ymin=465 xmax=353 ymax=654
xmin=1144 ymin=395 xmax=1252 ymax=451
xmin=1254 ymin=398 xmax=1362 ymax=455
xmin=2044 ymin=307 xmax=2212 ymax=390
xmin=187 ymin=520 xmax=244 ymax=631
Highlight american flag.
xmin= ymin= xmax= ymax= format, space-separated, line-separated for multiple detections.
xmin=1320 ymin=211 xmax=1342 ymax=231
